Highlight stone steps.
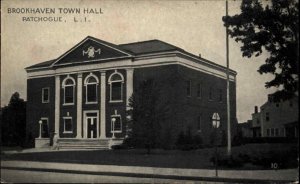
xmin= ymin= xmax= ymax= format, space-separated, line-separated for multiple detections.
xmin=57 ymin=139 xmax=110 ymax=150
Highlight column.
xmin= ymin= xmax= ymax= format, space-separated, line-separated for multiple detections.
xmin=100 ymin=71 xmax=106 ymax=139
xmin=55 ymin=75 xmax=60 ymax=138
xmin=76 ymin=73 xmax=83 ymax=138
xmin=126 ymin=68 xmax=134 ymax=108
xmin=125 ymin=68 xmax=134 ymax=138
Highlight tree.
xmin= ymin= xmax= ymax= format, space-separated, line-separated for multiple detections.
xmin=126 ymin=79 xmax=168 ymax=154
xmin=0 ymin=92 xmax=26 ymax=146
xmin=223 ymin=0 xmax=299 ymax=101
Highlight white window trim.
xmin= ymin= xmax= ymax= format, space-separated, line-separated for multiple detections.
xmin=63 ymin=117 xmax=73 ymax=133
xmin=84 ymin=73 xmax=99 ymax=104
xmin=62 ymin=75 xmax=76 ymax=106
xmin=111 ymin=114 xmax=122 ymax=133
xmin=40 ymin=117 xmax=49 ymax=138
xmin=108 ymin=70 xmax=124 ymax=103
xmin=42 ymin=87 xmax=50 ymax=103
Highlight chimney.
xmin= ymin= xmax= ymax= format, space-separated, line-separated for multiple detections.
xmin=254 ymin=106 xmax=258 ymax=113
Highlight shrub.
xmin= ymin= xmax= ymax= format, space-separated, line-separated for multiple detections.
xmin=210 ymin=154 xmax=244 ymax=168
xmin=175 ymin=131 xmax=203 ymax=150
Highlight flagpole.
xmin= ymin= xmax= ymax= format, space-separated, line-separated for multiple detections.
xmin=226 ymin=0 xmax=231 ymax=157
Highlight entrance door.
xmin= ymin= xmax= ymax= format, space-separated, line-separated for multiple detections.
xmin=85 ymin=112 xmax=98 ymax=138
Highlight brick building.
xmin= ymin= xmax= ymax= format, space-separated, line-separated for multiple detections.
xmin=25 ymin=36 xmax=237 ymax=149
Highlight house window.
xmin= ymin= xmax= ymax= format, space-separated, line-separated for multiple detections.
xmin=62 ymin=76 xmax=75 ymax=105
xmin=266 ymin=112 xmax=270 ymax=121
xmin=218 ymin=89 xmax=222 ymax=102
xmin=84 ymin=74 xmax=99 ymax=103
xmin=197 ymin=115 xmax=202 ymax=132
xmin=41 ymin=118 xmax=49 ymax=138
xmin=186 ymin=80 xmax=191 ymax=97
xmin=271 ymin=128 xmax=275 ymax=137
xmin=108 ymin=71 xmax=124 ymax=102
xmin=275 ymin=128 xmax=279 ymax=137
xmin=267 ymin=129 xmax=270 ymax=137
xmin=209 ymin=87 xmax=213 ymax=100
xmin=63 ymin=117 xmax=73 ymax=133
xmin=111 ymin=115 xmax=122 ymax=133
xmin=197 ymin=83 xmax=202 ymax=98
xmin=42 ymin=88 xmax=50 ymax=103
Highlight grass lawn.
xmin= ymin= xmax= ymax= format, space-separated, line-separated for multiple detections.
xmin=1 ymin=143 xmax=297 ymax=170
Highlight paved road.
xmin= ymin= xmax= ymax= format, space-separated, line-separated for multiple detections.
xmin=1 ymin=169 xmax=221 ymax=183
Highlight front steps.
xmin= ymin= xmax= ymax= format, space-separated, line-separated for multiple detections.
xmin=57 ymin=138 xmax=110 ymax=150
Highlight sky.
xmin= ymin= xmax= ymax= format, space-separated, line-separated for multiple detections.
xmin=1 ymin=0 xmax=276 ymax=123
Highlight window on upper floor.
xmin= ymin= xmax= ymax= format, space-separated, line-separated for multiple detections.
xmin=197 ymin=83 xmax=202 ymax=98
xmin=85 ymin=74 xmax=98 ymax=104
xmin=266 ymin=112 xmax=270 ymax=121
xmin=62 ymin=76 xmax=75 ymax=105
xmin=209 ymin=87 xmax=213 ymax=100
xmin=109 ymin=71 xmax=124 ymax=102
xmin=42 ymin=87 xmax=50 ymax=103
xmin=186 ymin=80 xmax=191 ymax=97
xmin=218 ymin=89 xmax=222 ymax=102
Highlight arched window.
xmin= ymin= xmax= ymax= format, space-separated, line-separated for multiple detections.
xmin=108 ymin=71 xmax=124 ymax=102
xmin=62 ymin=76 xmax=75 ymax=105
xmin=84 ymin=73 xmax=99 ymax=103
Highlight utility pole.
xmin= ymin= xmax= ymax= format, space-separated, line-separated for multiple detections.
xmin=226 ymin=0 xmax=231 ymax=157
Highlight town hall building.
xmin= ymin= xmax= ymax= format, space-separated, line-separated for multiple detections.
xmin=25 ymin=36 xmax=237 ymax=149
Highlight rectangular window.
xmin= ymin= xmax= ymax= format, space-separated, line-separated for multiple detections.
xmin=197 ymin=115 xmax=202 ymax=131
xmin=65 ymin=86 xmax=74 ymax=104
xmin=209 ymin=87 xmax=213 ymax=100
xmin=111 ymin=82 xmax=122 ymax=101
xmin=111 ymin=116 xmax=122 ymax=132
xmin=42 ymin=88 xmax=50 ymax=103
xmin=64 ymin=117 xmax=73 ymax=133
xmin=271 ymin=128 xmax=275 ymax=137
xmin=275 ymin=128 xmax=279 ymax=137
xmin=218 ymin=89 xmax=222 ymax=102
xmin=197 ymin=83 xmax=202 ymax=98
xmin=87 ymin=84 xmax=97 ymax=103
xmin=266 ymin=112 xmax=270 ymax=121
xmin=41 ymin=118 xmax=49 ymax=138
xmin=186 ymin=80 xmax=191 ymax=97
xmin=267 ymin=129 xmax=270 ymax=137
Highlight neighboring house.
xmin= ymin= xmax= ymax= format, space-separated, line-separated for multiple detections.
xmin=25 ymin=36 xmax=237 ymax=149
xmin=243 ymin=95 xmax=298 ymax=138
xmin=260 ymin=95 xmax=298 ymax=138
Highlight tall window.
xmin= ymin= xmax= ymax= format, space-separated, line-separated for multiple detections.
xmin=62 ymin=76 xmax=75 ymax=105
xmin=197 ymin=115 xmax=202 ymax=131
xmin=218 ymin=89 xmax=222 ymax=102
xmin=109 ymin=71 xmax=124 ymax=102
xmin=266 ymin=112 xmax=270 ymax=121
xmin=85 ymin=74 xmax=98 ymax=103
xmin=209 ymin=87 xmax=213 ymax=100
xmin=186 ymin=80 xmax=191 ymax=97
xmin=42 ymin=88 xmax=50 ymax=103
xmin=197 ymin=83 xmax=202 ymax=98
xmin=63 ymin=117 xmax=73 ymax=133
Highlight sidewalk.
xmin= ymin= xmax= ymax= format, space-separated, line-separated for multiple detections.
xmin=1 ymin=160 xmax=298 ymax=183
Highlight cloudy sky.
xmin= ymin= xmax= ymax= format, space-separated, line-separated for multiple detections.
xmin=1 ymin=0 xmax=275 ymax=123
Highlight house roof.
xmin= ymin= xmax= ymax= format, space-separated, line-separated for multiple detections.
xmin=26 ymin=36 xmax=236 ymax=74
